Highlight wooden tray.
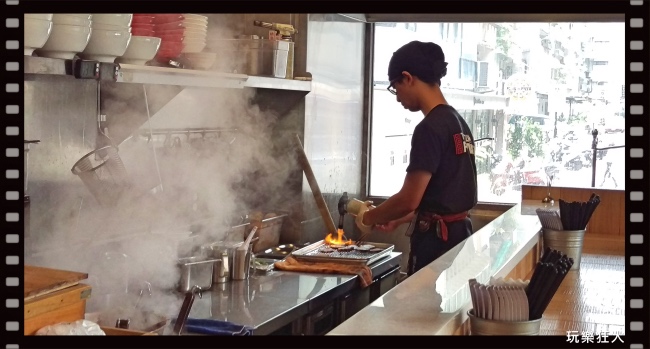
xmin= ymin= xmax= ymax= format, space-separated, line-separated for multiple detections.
xmin=24 ymin=283 xmax=91 ymax=335
xmin=25 ymin=265 xmax=88 ymax=301
xmin=101 ymin=327 xmax=159 ymax=336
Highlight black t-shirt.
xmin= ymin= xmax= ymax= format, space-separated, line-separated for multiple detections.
xmin=406 ymin=104 xmax=478 ymax=214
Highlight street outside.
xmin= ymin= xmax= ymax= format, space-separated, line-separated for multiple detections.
xmin=370 ymin=130 xmax=625 ymax=204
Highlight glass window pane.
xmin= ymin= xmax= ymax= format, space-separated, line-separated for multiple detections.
xmin=370 ymin=22 xmax=626 ymax=203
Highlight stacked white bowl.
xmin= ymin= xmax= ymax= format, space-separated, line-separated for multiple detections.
xmin=115 ymin=14 xmax=161 ymax=66
xmin=24 ymin=14 xmax=54 ymax=55
xmin=180 ymin=14 xmax=208 ymax=53
xmin=81 ymin=14 xmax=133 ymax=63
xmin=35 ymin=14 xmax=92 ymax=59
xmin=115 ymin=36 xmax=162 ymax=66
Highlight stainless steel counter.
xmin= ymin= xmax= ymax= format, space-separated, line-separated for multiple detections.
xmin=180 ymin=252 xmax=402 ymax=335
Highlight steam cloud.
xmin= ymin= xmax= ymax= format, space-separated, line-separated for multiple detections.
xmin=24 ymin=15 xmax=298 ymax=330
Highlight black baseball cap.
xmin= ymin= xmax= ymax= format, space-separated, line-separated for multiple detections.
xmin=387 ymin=40 xmax=448 ymax=83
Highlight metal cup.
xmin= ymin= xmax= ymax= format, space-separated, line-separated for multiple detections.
xmin=232 ymin=248 xmax=252 ymax=280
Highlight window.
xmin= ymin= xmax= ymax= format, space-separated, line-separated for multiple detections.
xmin=369 ymin=22 xmax=626 ymax=202
xmin=459 ymin=58 xmax=477 ymax=81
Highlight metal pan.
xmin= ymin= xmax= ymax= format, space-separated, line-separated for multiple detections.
xmin=291 ymin=240 xmax=394 ymax=266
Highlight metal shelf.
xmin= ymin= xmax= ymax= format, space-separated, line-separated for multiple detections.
xmin=23 ymin=56 xmax=312 ymax=92
xmin=245 ymin=76 xmax=311 ymax=91
xmin=116 ymin=63 xmax=248 ymax=89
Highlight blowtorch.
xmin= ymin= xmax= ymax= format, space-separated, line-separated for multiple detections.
xmin=252 ymin=20 xmax=297 ymax=79
xmin=337 ymin=192 xmax=373 ymax=228
xmin=252 ymin=20 xmax=297 ymax=39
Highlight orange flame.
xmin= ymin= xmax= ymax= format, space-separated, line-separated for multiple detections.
xmin=325 ymin=228 xmax=352 ymax=246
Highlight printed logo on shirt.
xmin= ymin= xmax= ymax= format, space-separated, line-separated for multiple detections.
xmin=453 ymin=133 xmax=475 ymax=155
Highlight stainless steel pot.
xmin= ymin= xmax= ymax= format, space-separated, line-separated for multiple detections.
xmin=202 ymin=241 xmax=244 ymax=283
xmin=177 ymin=256 xmax=221 ymax=292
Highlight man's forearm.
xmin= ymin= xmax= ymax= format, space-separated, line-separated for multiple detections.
xmin=394 ymin=211 xmax=416 ymax=225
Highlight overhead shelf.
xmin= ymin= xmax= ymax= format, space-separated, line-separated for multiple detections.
xmin=245 ymin=75 xmax=311 ymax=91
xmin=23 ymin=56 xmax=311 ymax=92
xmin=116 ymin=63 xmax=248 ymax=89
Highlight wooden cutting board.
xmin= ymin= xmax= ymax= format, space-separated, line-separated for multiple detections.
xmin=24 ymin=265 xmax=88 ymax=301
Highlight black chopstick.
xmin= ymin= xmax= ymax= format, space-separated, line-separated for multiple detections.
xmin=527 ymin=263 xmax=552 ymax=317
xmin=526 ymin=262 xmax=544 ymax=297
xmin=533 ymin=265 xmax=566 ymax=320
xmin=531 ymin=267 xmax=559 ymax=319
xmin=560 ymin=199 xmax=569 ymax=229
xmin=529 ymin=249 xmax=553 ymax=292
xmin=533 ymin=256 xmax=574 ymax=320
xmin=584 ymin=196 xmax=600 ymax=229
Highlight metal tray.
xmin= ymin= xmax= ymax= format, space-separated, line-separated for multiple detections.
xmin=291 ymin=240 xmax=394 ymax=266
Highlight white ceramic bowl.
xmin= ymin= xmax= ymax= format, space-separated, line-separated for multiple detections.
xmin=92 ymin=22 xmax=131 ymax=32
xmin=25 ymin=13 xmax=53 ymax=21
xmin=182 ymin=22 xmax=207 ymax=31
xmin=182 ymin=29 xmax=207 ymax=40
xmin=182 ymin=14 xmax=208 ymax=22
xmin=52 ymin=14 xmax=91 ymax=27
xmin=181 ymin=40 xmax=206 ymax=53
xmin=81 ymin=28 xmax=132 ymax=62
xmin=183 ymin=18 xmax=207 ymax=27
xmin=115 ymin=35 xmax=161 ymax=65
xmin=182 ymin=52 xmax=215 ymax=70
xmin=24 ymin=18 xmax=53 ymax=55
xmin=67 ymin=14 xmax=92 ymax=19
xmin=91 ymin=14 xmax=132 ymax=27
xmin=36 ymin=23 xmax=91 ymax=59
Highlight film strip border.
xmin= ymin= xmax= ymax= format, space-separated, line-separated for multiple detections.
xmin=627 ymin=0 xmax=650 ymax=348
xmin=0 ymin=2 xmax=648 ymax=349
xmin=2 ymin=0 xmax=23 ymax=347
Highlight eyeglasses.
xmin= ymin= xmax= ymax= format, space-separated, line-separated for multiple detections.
xmin=387 ymin=78 xmax=401 ymax=95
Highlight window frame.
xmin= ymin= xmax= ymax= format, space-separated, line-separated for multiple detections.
xmin=361 ymin=14 xmax=626 ymax=207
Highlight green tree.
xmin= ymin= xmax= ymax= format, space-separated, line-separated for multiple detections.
xmin=524 ymin=123 xmax=544 ymax=157
xmin=507 ymin=117 xmax=544 ymax=159
xmin=507 ymin=120 xmax=524 ymax=159
xmin=568 ymin=112 xmax=587 ymax=125
xmin=496 ymin=25 xmax=511 ymax=55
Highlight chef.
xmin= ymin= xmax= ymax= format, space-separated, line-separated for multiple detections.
xmin=355 ymin=41 xmax=478 ymax=276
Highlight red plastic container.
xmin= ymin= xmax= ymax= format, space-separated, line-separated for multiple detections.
xmin=154 ymin=28 xmax=185 ymax=36
xmin=132 ymin=16 xmax=155 ymax=24
xmin=156 ymin=33 xmax=185 ymax=42
xmin=132 ymin=27 xmax=155 ymax=36
xmin=131 ymin=23 xmax=155 ymax=29
xmin=154 ymin=21 xmax=186 ymax=31
xmin=159 ymin=41 xmax=183 ymax=51
xmin=152 ymin=14 xmax=184 ymax=24
xmin=155 ymin=49 xmax=182 ymax=60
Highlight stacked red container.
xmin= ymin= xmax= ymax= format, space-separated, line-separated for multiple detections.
xmin=149 ymin=14 xmax=208 ymax=62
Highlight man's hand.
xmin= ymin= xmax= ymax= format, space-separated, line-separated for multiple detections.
xmin=355 ymin=203 xmax=374 ymax=235
xmin=375 ymin=220 xmax=402 ymax=233
xmin=375 ymin=211 xmax=415 ymax=233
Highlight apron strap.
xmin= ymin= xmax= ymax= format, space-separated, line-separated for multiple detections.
xmin=419 ymin=211 xmax=469 ymax=242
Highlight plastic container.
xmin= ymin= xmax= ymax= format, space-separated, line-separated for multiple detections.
xmin=207 ymin=37 xmax=292 ymax=78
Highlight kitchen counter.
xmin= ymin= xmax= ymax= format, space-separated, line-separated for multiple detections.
xmin=327 ymin=201 xmax=546 ymax=335
xmin=180 ymin=251 xmax=402 ymax=335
